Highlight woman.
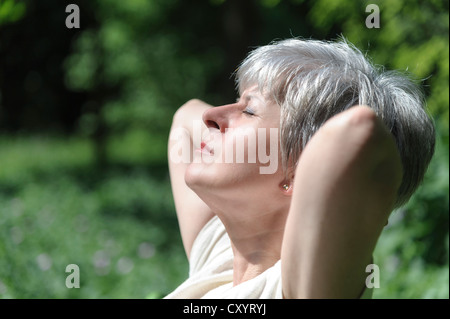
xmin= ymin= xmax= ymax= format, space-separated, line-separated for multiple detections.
xmin=165 ymin=38 xmax=435 ymax=298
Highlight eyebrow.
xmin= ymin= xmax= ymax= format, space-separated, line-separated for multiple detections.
xmin=237 ymin=94 xmax=262 ymax=103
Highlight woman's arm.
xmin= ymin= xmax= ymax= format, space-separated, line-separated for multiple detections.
xmin=281 ymin=106 xmax=403 ymax=298
xmin=168 ymin=99 xmax=215 ymax=259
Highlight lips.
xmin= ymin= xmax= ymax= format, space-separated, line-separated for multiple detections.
xmin=200 ymin=141 xmax=214 ymax=155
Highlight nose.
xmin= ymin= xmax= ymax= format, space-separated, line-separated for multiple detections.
xmin=202 ymin=103 xmax=236 ymax=133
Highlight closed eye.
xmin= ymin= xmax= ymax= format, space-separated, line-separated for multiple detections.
xmin=243 ymin=107 xmax=255 ymax=116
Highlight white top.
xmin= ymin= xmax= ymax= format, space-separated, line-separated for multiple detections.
xmin=164 ymin=215 xmax=372 ymax=299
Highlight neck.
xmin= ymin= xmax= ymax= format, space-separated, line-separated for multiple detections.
xmin=216 ymin=206 xmax=288 ymax=286
xmin=230 ymin=229 xmax=284 ymax=286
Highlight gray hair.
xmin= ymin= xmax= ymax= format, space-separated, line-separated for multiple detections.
xmin=235 ymin=38 xmax=435 ymax=208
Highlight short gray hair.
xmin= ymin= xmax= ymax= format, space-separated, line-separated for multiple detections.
xmin=235 ymin=38 xmax=435 ymax=208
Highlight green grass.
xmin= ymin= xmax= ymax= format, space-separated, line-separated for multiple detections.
xmin=0 ymin=134 xmax=448 ymax=298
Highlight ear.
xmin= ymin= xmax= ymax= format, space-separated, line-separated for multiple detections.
xmin=279 ymin=181 xmax=294 ymax=196
xmin=279 ymin=166 xmax=295 ymax=196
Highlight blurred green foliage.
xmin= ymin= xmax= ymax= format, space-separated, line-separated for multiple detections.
xmin=0 ymin=0 xmax=448 ymax=298
xmin=0 ymin=136 xmax=187 ymax=298
xmin=0 ymin=0 xmax=25 ymax=26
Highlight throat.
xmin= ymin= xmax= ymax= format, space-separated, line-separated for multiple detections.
xmin=231 ymin=240 xmax=282 ymax=286
xmin=212 ymin=205 xmax=289 ymax=286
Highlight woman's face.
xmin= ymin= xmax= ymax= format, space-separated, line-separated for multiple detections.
xmin=185 ymin=86 xmax=289 ymax=213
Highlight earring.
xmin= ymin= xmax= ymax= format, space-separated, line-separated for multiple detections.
xmin=282 ymin=184 xmax=289 ymax=191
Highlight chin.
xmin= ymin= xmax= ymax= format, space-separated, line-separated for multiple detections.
xmin=185 ymin=161 xmax=240 ymax=195
xmin=184 ymin=162 xmax=225 ymax=209
xmin=184 ymin=162 xmax=209 ymax=191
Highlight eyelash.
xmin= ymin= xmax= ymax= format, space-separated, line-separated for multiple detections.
xmin=243 ymin=107 xmax=255 ymax=116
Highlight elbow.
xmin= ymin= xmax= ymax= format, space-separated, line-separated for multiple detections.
xmin=172 ymin=99 xmax=200 ymax=124
xmin=343 ymin=105 xmax=379 ymax=142
xmin=323 ymin=105 xmax=379 ymax=145
xmin=348 ymin=106 xmax=403 ymax=201
xmin=332 ymin=105 xmax=403 ymax=197
xmin=172 ymin=99 xmax=209 ymax=128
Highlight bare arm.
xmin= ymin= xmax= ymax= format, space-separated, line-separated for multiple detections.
xmin=281 ymin=106 xmax=403 ymax=298
xmin=168 ymin=99 xmax=215 ymax=259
